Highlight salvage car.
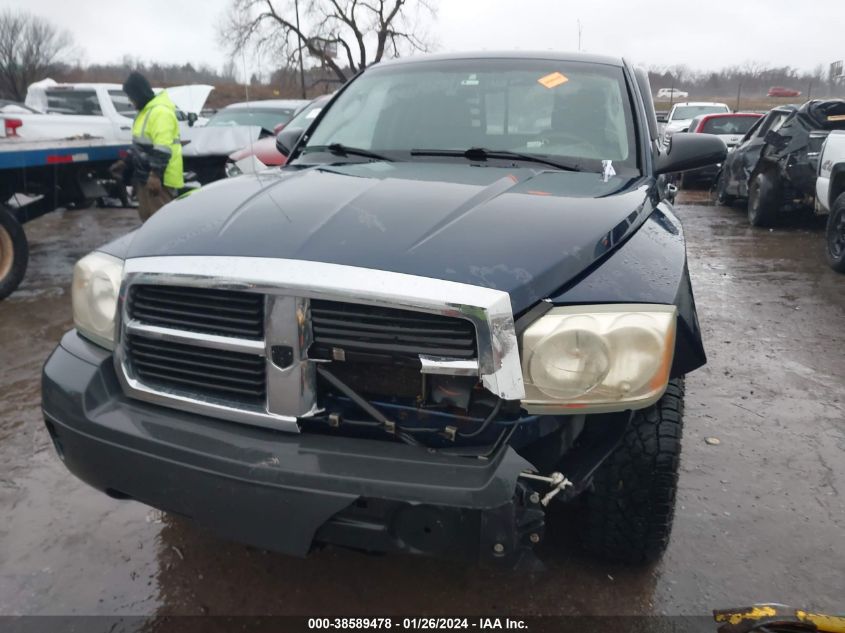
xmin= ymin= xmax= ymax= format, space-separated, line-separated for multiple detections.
xmin=183 ymin=98 xmax=308 ymax=183
xmin=816 ymin=129 xmax=845 ymax=272
xmin=42 ymin=52 xmax=726 ymax=567
xmin=716 ymin=99 xmax=845 ymax=226
xmin=226 ymin=94 xmax=333 ymax=176
xmin=677 ymin=112 xmax=762 ymax=186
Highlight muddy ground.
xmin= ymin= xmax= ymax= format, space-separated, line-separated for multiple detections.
xmin=1 ymin=191 xmax=843 ymax=618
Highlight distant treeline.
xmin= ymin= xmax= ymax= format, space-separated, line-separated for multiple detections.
xmin=51 ymin=58 xmax=341 ymax=106
xmin=647 ymin=63 xmax=843 ymax=98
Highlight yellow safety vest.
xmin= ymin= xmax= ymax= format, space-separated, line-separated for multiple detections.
xmin=132 ymin=91 xmax=183 ymax=189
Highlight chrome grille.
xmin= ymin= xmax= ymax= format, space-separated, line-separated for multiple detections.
xmin=115 ymin=257 xmax=524 ymax=432
xmin=129 ymin=285 xmax=264 ymax=339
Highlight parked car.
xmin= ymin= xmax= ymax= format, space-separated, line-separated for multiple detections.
xmin=42 ymin=51 xmax=725 ymax=567
xmin=182 ymin=98 xmax=308 ymax=183
xmin=677 ymin=112 xmax=763 ymax=186
xmin=662 ymin=102 xmax=731 ymax=146
xmin=768 ymin=86 xmax=801 ymax=98
xmin=716 ymin=99 xmax=845 ymax=226
xmin=816 ymin=130 xmax=845 ymax=271
xmin=656 ymin=88 xmax=689 ymax=100
xmin=18 ymin=81 xmax=212 ymax=141
xmin=226 ymin=94 xmax=333 ymax=176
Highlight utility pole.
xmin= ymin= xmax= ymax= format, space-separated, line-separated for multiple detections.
xmin=577 ymin=20 xmax=582 ymax=52
xmin=294 ymin=0 xmax=307 ymax=99
xmin=735 ymin=81 xmax=742 ymax=112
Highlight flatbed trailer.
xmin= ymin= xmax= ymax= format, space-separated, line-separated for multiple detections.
xmin=0 ymin=137 xmax=130 ymax=299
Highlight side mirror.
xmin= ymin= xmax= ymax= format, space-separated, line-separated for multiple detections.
xmin=276 ymin=127 xmax=305 ymax=157
xmin=656 ymin=111 xmax=669 ymax=123
xmin=654 ymin=132 xmax=727 ymax=175
xmin=187 ymin=112 xmax=198 ymax=127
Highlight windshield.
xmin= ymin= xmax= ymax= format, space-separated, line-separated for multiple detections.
xmin=302 ymin=59 xmax=638 ymax=172
xmin=108 ymin=90 xmax=137 ymax=116
xmin=671 ymin=105 xmax=729 ymax=121
xmin=207 ymin=107 xmax=297 ymax=131
xmin=701 ymin=115 xmax=760 ymax=135
xmin=284 ymin=97 xmax=329 ymax=131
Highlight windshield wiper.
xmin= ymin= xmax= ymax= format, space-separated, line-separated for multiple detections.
xmin=306 ymin=143 xmax=393 ymax=162
xmin=410 ymin=147 xmax=582 ymax=172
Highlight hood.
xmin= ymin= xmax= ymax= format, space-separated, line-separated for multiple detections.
xmin=126 ymin=162 xmax=654 ymax=313
xmin=182 ymin=125 xmax=265 ymax=157
xmin=163 ymin=84 xmax=214 ymax=115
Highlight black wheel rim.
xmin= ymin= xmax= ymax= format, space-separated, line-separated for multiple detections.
xmin=829 ymin=209 xmax=845 ymax=259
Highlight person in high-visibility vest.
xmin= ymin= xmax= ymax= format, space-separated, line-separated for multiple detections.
xmin=121 ymin=71 xmax=183 ymax=221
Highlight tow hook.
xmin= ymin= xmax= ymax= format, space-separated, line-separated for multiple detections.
xmin=518 ymin=471 xmax=574 ymax=506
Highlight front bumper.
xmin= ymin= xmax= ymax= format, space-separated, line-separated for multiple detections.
xmin=42 ymin=331 xmax=541 ymax=564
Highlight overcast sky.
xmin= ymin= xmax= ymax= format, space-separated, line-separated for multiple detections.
xmin=4 ymin=0 xmax=842 ymax=74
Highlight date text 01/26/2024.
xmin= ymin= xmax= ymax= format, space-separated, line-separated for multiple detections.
xmin=307 ymin=618 xmax=528 ymax=630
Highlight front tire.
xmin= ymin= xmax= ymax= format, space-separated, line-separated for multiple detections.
xmin=580 ymin=378 xmax=685 ymax=564
xmin=747 ymin=169 xmax=781 ymax=227
xmin=0 ymin=206 xmax=29 ymax=300
xmin=826 ymin=193 xmax=845 ymax=273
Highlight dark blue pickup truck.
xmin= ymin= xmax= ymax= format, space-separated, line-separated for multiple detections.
xmin=42 ymin=52 xmax=725 ymax=567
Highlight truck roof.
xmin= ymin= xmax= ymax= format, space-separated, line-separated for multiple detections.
xmin=41 ymin=83 xmax=124 ymax=91
xmin=376 ymin=50 xmax=625 ymax=68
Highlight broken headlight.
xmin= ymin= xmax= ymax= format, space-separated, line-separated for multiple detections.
xmin=72 ymin=251 xmax=123 ymax=350
xmin=520 ymin=304 xmax=677 ymax=413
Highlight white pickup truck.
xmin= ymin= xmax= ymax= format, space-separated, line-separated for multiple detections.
xmin=816 ymin=129 xmax=845 ymax=272
xmin=3 ymin=81 xmax=213 ymax=141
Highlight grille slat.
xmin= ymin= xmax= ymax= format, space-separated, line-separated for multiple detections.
xmin=130 ymin=347 xmax=265 ymax=378
xmin=130 ymin=285 xmax=264 ymax=339
xmin=127 ymin=333 xmax=266 ymax=404
xmin=134 ymin=367 xmax=265 ymax=399
xmin=312 ymin=325 xmax=473 ymax=346
xmin=311 ymin=315 xmax=471 ymax=337
xmin=136 ymin=285 xmax=262 ymax=306
xmin=310 ymin=299 xmax=477 ymax=360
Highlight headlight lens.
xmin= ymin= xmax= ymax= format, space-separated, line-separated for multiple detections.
xmin=521 ymin=304 xmax=677 ymax=413
xmin=72 ymin=251 xmax=123 ymax=349
xmin=225 ymin=160 xmax=242 ymax=178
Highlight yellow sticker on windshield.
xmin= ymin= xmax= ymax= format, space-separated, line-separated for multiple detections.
xmin=538 ymin=72 xmax=569 ymax=89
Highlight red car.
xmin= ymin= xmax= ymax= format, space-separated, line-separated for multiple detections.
xmin=678 ymin=112 xmax=763 ymax=186
xmin=768 ymin=86 xmax=801 ymax=98
xmin=227 ymin=94 xmax=332 ymax=173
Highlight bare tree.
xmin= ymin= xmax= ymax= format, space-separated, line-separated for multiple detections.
xmin=0 ymin=9 xmax=75 ymax=101
xmin=221 ymin=0 xmax=436 ymax=85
